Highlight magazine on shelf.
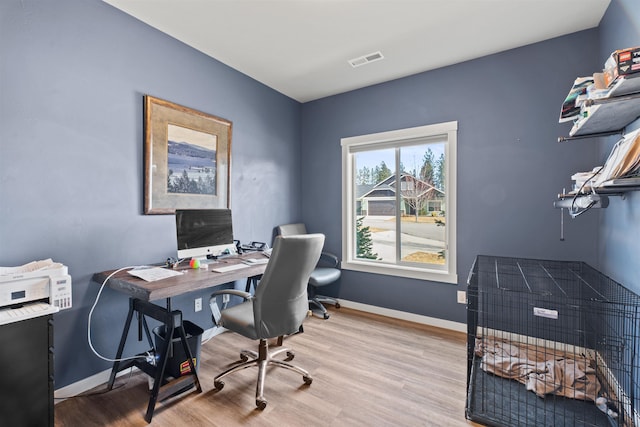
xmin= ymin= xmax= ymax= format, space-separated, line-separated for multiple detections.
xmin=592 ymin=128 xmax=640 ymax=187
xmin=559 ymin=77 xmax=593 ymax=123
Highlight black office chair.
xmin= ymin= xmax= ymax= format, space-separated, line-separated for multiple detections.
xmin=277 ymin=223 xmax=341 ymax=319
xmin=210 ymin=234 xmax=324 ymax=409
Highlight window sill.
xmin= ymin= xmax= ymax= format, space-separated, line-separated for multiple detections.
xmin=341 ymin=260 xmax=458 ymax=284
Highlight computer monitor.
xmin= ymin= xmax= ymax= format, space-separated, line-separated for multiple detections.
xmin=175 ymin=209 xmax=236 ymax=260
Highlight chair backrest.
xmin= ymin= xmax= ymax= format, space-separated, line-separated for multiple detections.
xmin=277 ymin=222 xmax=340 ymax=269
xmin=253 ymin=233 xmax=324 ymax=338
xmin=276 ymin=223 xmax=307 ymax=237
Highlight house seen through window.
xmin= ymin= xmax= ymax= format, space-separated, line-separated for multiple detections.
xmin=341 ymin=122 xmax=457 ymax=283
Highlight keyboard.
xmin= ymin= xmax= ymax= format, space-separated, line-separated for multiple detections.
xmin=0 ymin=302 xmax=59 ymax=325
xmin=243 ymin=258 xmax=269 ymax=265
xmin=211 ymin=263 xmax=250 ymax=273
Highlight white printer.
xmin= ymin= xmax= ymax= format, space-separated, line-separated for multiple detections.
xmin=0 ymin=259 xmax=72 ymax=325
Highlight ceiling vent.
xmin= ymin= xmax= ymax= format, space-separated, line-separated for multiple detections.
xmin=348 ymin=51 xmax=384 ymax=68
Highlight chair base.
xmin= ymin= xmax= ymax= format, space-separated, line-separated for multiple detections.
xmin=213 ymin=338 xmax=312 ymax=409
xmin=309 ymin=295 xmax=340 ymax=319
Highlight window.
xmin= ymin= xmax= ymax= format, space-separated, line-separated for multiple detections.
xmin=341 ymin=121 xmax=457 ymax=283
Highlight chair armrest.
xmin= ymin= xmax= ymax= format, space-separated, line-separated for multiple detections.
xmin=318 ymin=251 xmax=340 ymax=268
xmin=211 ymin=289 xmax=253 ymax=300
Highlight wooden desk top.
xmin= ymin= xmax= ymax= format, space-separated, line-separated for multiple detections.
xmin=92 ymin=253 xmax=269 ymax=301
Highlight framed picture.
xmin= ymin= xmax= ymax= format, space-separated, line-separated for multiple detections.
xmin=144 ymin=95 xmax=232 ymax=214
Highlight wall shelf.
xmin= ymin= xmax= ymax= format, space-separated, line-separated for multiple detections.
xmin=590 ymin=186 xmax=640 ymax=195
xmin=554 ymin=176 xmax=640 ymax=220
xmin=566 ymin=78 xmax=640 ymax=139
xmin=555 ymin=75 xmax=640 ymax=218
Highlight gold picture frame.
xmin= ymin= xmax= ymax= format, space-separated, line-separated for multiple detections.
xmin=144 ymin=95 xmax=232 ymax=214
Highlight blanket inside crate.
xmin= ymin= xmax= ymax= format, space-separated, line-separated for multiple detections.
xmin=475 ymin=337 xmax=600 ymax=401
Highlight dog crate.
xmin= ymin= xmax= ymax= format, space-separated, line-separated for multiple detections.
xmin=466 ymin=255 xmax=640 ymax=427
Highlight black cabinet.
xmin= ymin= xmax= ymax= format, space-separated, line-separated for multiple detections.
xmin=0 ymin=315 xmax=54 ymax=427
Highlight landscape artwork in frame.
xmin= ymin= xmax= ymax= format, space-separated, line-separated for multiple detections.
xmin=167 ymin=124 xmax=216 ymax=195
xmin=144 ymin=95 xmax=232 ymax=214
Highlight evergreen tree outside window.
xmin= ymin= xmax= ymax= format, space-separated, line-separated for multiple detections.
xmin=356 ymin=217 xmax=378 ymax=259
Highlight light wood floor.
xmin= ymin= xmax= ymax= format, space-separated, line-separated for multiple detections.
xmin=55 ymin=307 xmax=480 ymax=426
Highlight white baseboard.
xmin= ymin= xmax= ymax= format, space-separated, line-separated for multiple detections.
xmin=337 ymin=299 xmax=466 ymax=333
xmin=56 ymin=306 xmax=463 ymax=400
xmin=201 ymin=324 xmax=226 ymax=343
xmin=54 ymin=366 xmax=131 ymax=402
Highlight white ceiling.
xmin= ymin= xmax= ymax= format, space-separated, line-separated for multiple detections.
xmin=103 ymin=0 xmax=611 ymax=103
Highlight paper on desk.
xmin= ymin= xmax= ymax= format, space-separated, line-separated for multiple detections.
xmin=127 ymin=267 xmax=183 ymax=282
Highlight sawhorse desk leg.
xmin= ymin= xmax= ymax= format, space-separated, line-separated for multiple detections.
xmin=244 ymin=275 xmax=261 ymax=293
xmin=107 ymin=298 xmax=202 ymax=423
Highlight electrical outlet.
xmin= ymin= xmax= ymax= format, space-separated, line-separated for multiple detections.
xmin=222 ymin=294 xmax=230 ymax=304
xmin=457 ymin=290 xmax=466 ymax=304
xmin=194 ymin=297 xmax=202 ymax=312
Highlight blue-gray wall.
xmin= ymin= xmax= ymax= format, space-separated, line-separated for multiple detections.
xmin=301 ymin=29 xmax=603 ymax=323
xmin=0 ymin=0 xmax=634 ymax=391
xmin=597 ymin=0 xmax=640 ymax=294
xmin=1 ymin=0 xmax=302 ymax=388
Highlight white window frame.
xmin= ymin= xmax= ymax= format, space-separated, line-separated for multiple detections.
xmin=341 ymin=121 xmax=457 ymax=284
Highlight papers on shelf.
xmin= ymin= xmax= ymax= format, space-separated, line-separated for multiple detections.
xmin=601 ymin=177 xmax=640 ymax=187
xmin=571 ymin=129 xmax=640 ymax=190
xmin=593 ymin=128 xmax=640 ymax=187
xmin=567 ymin=75 xmax=640 ymax=136
xmin=571 ymin=167 xmax=602 ymax=193
xmin=568 ymin=129 xmax=640 ymax=191
xmin=127 ymin=267 xmax=183 ymax=282
xmin=608 ymin=74 xmax=640 ymax=97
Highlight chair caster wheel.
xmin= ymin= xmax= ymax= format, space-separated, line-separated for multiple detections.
xmin=335 ymin=302 xmax=341 ymax=309
xmin=303 ymin=376 xmax=313 ymax=385
xmin=256 ymin=398 xmax=267 ymax=410
xmin=285 ymin=351 xmax=295 ymax=361
xmin=323 ymin=313 xmax=330 ymax=319
xmin=214 ymin=380 xmax=224 ymax=390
